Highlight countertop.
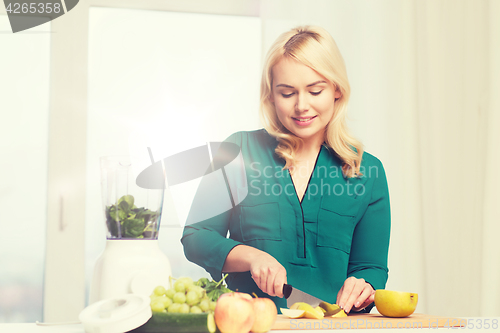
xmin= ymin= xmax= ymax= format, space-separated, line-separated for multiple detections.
xmin=2 ymin=317 xmax=498 ymax=332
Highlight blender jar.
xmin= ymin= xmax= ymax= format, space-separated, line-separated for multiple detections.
xmin=100 ymin=156 xmax=164 ymax=240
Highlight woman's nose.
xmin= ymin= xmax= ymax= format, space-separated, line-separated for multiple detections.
xmin=295 ymin=92 xmax=310 ymax=112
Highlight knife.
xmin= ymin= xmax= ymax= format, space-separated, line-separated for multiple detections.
xmin=282 ymin=284 xmax=327 ymax=308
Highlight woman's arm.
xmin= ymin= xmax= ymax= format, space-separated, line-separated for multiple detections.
xmin=181 ymin=133 xmax=246 ymax=279
xmin=222 ymin=244 xmax=287 ymax=298
xmin=182 ymin=209 xmax=242 ymax=280
xmin=337 ymin=157 xmax=391 ymax=313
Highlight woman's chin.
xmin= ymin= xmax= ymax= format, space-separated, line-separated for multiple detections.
xmin=291 ymin=130 xmax=324 ymax=144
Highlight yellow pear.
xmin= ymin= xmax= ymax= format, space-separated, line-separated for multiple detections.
xmin=315 ymin=306 xmax=326 ymax=314
xmin=280 ymin=308 xmax=305 ymax=319
xmin=374 ymin=290 xmax=418 ymax=317
xmin=290 ymin=302 xmax=324 ymax=319
xmin=331 ymin=309 xmax=347 ymax=317
xmin=319 ymin=301 xmax=342 ymax=316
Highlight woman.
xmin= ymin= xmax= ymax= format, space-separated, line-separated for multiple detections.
xmin=182 ymin=26 xmax=390 ymax=314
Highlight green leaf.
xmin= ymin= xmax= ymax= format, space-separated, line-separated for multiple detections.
xmin=106 ymin=218 xmax=119 ymax=237
xmin=118 ymin=209 xmax=127 ymax=220
xmin=105 ymin=195 xmax=158 ymax=239
xmin=105 ymin=206 xmax=112 ymax=219
xmin=118 ymin=200 xmax=130 ymax=213
xmin=141 ymin=209 xmax=157 ymax=224
xmin=196 ymin=278 xmax=210 ymax=288
xmin=122 ymin=218 xmax=145 ymax=238
xmin=108 ymin=206 xmax=118 ymax=221
xmin=201 ymin=274 xmax=232 ymax=302
xmin=118 ymin=195 xmax=134 ymax=207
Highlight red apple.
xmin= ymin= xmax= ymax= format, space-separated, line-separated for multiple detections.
xmin=250 ymin=296 xmax=277 ymax=333
xmin=215 ymin=292 xmax=255 ymax=333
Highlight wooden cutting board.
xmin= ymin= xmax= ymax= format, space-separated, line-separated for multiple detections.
xmin=271 ymin=313 xmax=466 ymax=330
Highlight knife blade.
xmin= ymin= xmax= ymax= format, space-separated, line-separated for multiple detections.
xmin=282 ymin=284 xmax=327 ymax=308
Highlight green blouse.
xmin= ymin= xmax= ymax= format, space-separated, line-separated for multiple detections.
xmin=181 ymin=129 xmax=390 ymax=310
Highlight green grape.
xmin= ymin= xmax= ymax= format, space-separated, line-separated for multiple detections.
xmin=153 ymin=285 xmax=167 ymax=296
xmin=167 ymin=303 xmax=181 ymax=313
xmin=199 ymin=299 xmax=210 ymax=312
xmin=173 ymin=292 xmax=186 ymax=304
xmin=179 ymin=303 xmax=190 ymax=314
xmin=177 ymin=277 xmax=194 ymax=286
xmin=175 ymin=277 xmax=195 ymax=293
xmin=185 ymin=283 xmax=197 ymax=292
xmin=161 ymin=297 xmax=172 ymax=308
xmin=186 ymin=290 xmax=200 ymax=306
xmin=165 ymin=288 xmax=176 ymax=299
xmin=150 ymin=295 xmax=162 ymax=303
xmin=193 ymin=286 xmax=206 ymax=299
xmin=174 ymin=280 xmax=186 ymax=293
xmin=209 ymin=301 xmax=217 ymax=311
xmin=150 ymin=300 xmax=165 ymax=313
xmin=190 ymin=306 xmax=202 ymax=313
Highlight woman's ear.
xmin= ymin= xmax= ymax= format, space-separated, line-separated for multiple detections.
xmin=334 ymin=88 xmax=342 ymax=101
xmin=269 ymin=92 xmax=274 ymax=103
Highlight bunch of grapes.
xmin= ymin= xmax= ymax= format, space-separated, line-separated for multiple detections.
xmin=150 ymin=277 xmax=218 ymax=314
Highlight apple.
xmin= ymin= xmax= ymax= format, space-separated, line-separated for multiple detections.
xmin=250 ymin=295 xmax=277 ymax=333
xmin=374 ymin=290 xmax=418 ymax=317
xmin=215 ymin=292 xmax=255 ymax=333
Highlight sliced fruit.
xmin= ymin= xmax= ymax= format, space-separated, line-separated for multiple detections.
xmin=316 ymin=306 xmax=326 ymax=313
xmin=280 ymin=308 xmax=306 ymax=319
xmin=289 ymin=302 xmax=324 ymax=319
xmin=331 ymin=309 xmax=347 ymax=317
xmin=207 ymin=313 xmax=216 ymax=333
xmin=319 ymin=301 xmax=342 ymax=316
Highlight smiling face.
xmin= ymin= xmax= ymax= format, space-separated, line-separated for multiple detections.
xmin=271 ymin=57 xmax=341 ymax=147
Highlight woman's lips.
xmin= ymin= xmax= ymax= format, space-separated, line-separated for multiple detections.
xmin=292 ymin=115 xmax=317 ymax=126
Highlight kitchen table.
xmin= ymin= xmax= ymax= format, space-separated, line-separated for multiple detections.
xmin=1 ymin=316 xmax=498 ymax=332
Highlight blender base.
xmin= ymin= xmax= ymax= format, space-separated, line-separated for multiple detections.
xmin=89 ymin=239 xmax=172 ymax=304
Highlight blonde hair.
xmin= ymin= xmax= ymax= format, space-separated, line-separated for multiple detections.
xmin=259 ymin=25 xmax=363 ymax=178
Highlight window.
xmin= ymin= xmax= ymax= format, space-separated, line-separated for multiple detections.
xmin=86 ymin=7 xmax=261 ymax=303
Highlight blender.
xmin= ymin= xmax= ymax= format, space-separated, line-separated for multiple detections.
xmin=89 ymin=155 xmax=172 ymax=304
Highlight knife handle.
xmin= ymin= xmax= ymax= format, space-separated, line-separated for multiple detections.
xmin=283 ymin=284 xmax=292 ymax=299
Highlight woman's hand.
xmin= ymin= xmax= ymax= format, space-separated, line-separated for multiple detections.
xmin=222 ymin=245 xmax=287 ymax=297
xmin=336 ymin=277 xmax=375 ymax=313
xmin=249 ymin=252 xmax=287 ymax=298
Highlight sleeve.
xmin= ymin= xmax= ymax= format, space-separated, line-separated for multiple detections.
xmin=181 ymin=132 xmax=244 ymax=280
xmin=181 ymin=210 xmax=243 ymax=280
xmin=347 ymin=158 xmax=391 ymax=292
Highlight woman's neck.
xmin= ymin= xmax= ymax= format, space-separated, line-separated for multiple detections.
xmin=297 ymin=133 xmax=324 ymax=159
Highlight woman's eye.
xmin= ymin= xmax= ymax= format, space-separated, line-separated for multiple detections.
xmin=310 ymin=90 xmax=323 ymax=96
xmin=281 ymin=93 xmax=294 ymax=98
